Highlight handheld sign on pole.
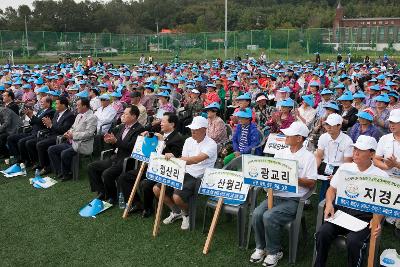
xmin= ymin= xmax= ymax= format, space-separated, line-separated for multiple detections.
xmin=146 ymin=152 xmax=186 ymax=237
xmin=122 ymin=163 xmax=146 ymax=219
xmin=242 ymin=154 xmax=298 ymax=209
xmin=131 ymin=135 xmax=165 ymax=163
xmin=335 ymin=172 xmax=400 ymax=267
xmin=199 ymin=168 xmax=250 ymax=254
xmin=263 ymin=133 xmax=289 ymax=155
xmin=123 ymin=136 xmax=165 ymax=219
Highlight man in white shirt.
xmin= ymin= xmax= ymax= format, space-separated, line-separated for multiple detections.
xmin=250 ymin=121 xmax=317 ymax=266
xmin=373 ymin=109 xmax=400 ymax=226
xmin=94 ymin=94 xmax=116 ymax=134
xmin=153 ymin=116 xmax=217 ymax=230
xmin=315 ymin=135 xmax=388 ymax=267
xmin=315 ymin=113 xmax=353 ymax=200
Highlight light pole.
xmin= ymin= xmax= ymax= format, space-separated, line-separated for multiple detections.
xmin=25 ymin=16 xmax=29 ymax=57
xmin=224 ymin=0 xmax=227 ymax=59
xmin=156 ymin=21 xmax=159 ymax=53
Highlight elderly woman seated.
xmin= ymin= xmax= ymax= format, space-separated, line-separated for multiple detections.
xmin=266 ymin=98 xmax=296 ymax=134
xmin=224 ymin=108 xmax=262 ymax=165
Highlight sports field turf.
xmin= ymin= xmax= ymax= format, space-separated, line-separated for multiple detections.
xmin=0 ymin=165 xmax=398 ymax=267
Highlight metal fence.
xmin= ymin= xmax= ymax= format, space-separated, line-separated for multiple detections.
xmin=0 ymin=26 xmax=399 ymax=58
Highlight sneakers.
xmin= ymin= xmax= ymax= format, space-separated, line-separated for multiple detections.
xmin=181 ymin=215 xmax=190 ymax=230
xmin=163 ymin=211 xmax=182 ymax=224
xmin=263 ymin=251 xmax=283 ymax=267
xmin=250 ymin=249 xmax=266 ymax=263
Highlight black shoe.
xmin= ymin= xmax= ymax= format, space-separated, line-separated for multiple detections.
xmin=56 ymin=173 xmax=63 ymax=179
xmin=142 ymin=209 xmax=154 ymax=218
xmin=60 ymin=175 xmax=72 ymax=182
xmin=128 ymin=203 xmax=143 ymax=214
xmin=97 ymin=192 xmax=105 ymax=201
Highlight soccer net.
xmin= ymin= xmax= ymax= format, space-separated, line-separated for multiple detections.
xmin=0 ymin=50 xmax=14 ymax=65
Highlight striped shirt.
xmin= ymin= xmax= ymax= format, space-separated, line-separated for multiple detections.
xmin=238 ymin=124 xmax=250 ymax=153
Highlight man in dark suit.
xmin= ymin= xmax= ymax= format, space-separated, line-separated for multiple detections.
xmin=118 ymin=112 xmax=185 ymax=217
xmin=7 ymin=97 xmax=55 ymax=166
xmin=26 ymin=96 xmax=75 ymax=174
xmin=2 ymin=90 xmax=19 ymax=115
xmin=88 ymin=105 xmax=144 ymax=204
xmin=0 ymin=106 xmax=22 ymax=158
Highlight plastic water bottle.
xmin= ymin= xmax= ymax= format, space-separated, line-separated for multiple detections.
xmin=118 ymin=192 xmax=125 ymax=209
xmin=20 ymin=163 xmax=27 ymax=176
xmin=35 ymin=169 xmax=41 ymax=179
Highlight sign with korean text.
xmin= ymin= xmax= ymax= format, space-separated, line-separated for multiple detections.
xmin=336 ymin=172 xmax=400 ymax=218
xmin=242 ymin=154 xmax=298 ymax=193
xmin=146 ymin=152 xmax=186 ymax=190
xmin=131 ymin=136 xmax=165 ymax=163
xmin=199 ymin=168 xmax=250 ymax=205
xmin=263 ymin=133 xmax=289 ymax=155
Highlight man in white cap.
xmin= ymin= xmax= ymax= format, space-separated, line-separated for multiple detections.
xmin=250 ymin=121 xmax=317 ymax=266
xmin=315 ymin=135 xmax=388 ymax=267
xmin=315 ymin=113 xmax=353 ymax=200
xmin=153 ymin=116 xmax=217 ymax=230
xmin=373 ymin=109 xmax=400 ymax=226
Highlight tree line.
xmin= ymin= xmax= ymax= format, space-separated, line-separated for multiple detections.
xmin=0 ymin=0 xmax=399 ymax=34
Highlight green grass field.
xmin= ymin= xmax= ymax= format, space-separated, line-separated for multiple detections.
xmin=0 ymin=164 xmax=398 ymax=267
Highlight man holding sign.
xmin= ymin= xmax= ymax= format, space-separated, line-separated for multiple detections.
xmin=153 ymin=116 xmax=217 ymax=230
xmin=315 ymin=135 xmax=388 ymax=267
xmin=87 ymin=106 xmax=144 ymax=203
xmin=250 ymin=121 xmax=317 ymax=266
xmin=117 ymin=112 xmax=184 ymax=217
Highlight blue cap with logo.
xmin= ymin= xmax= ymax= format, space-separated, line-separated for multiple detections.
xmin=301 ymin=95 xmax=314 ymax=107
xmin=234 ymin=107 xmax=252 ymax=118
xmin=236 ymin=93 xmax=252 ymax=100
xmin=277 ymin=98 xmax=295 ymax=108
xmin=374 ymin=93 xmax=390 ymax=103
xmin=204 ymin=102 xmax=221 ymax=110
xmin=337 ymin=91 xmax=354 ymax=101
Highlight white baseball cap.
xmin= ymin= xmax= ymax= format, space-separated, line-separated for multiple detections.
xmin=191 ymin=89 xmax=200 ymax=94
xmin=281 ymin=121 xmax=310 ymax=137
xmin=325 ymin=113 xmax=343 ymax=126
xmin=388 ymin=109 xmax=400 ymax=123
xmin=187 ymin=116 xmax=208 ymax=130
xmin=352 ymin=135 xmax=377 ymax=151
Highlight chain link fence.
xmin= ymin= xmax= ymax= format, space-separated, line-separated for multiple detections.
xmin=0 ymin=27 xmax=399 ymax=59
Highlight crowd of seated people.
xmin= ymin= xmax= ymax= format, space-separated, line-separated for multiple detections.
xmin=0 ymin=56 xmax=399 ymax=266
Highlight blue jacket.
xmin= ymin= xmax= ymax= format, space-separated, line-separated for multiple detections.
xmin=232 ymin=122 xmax=263 ymax=155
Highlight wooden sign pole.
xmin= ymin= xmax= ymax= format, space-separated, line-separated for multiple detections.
xmin=122 ymin=162 xmax=146 ymax=219
xmin=367 ymin=214 xmax=383 ymax=267
xmin=203 ymin=197 xmax=224 ymax=254
xmin=153 ymin=184 xmax=166 ymax=237
xmin=267 ymin=188 xmax=273 ymax=209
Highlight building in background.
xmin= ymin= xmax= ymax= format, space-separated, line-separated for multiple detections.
xmin=330 ymin=1 xmax=400 ymax=51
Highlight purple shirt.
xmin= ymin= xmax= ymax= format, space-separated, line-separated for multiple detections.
xmin=348 ymin=122 xmax=382 ymax=143
xmin=365 ymin=95 xmax=376 ymax=108
xmin=373 ymin=108 xmax=390 ymax=134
